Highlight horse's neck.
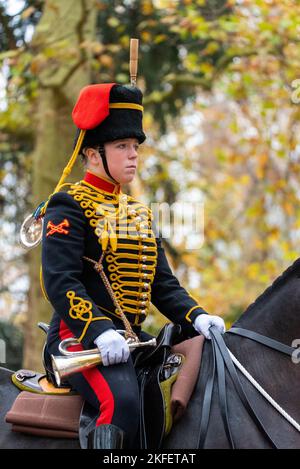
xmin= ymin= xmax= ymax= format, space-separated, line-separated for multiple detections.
xmin=225 ymin=275 xmax=300 ymax=420
xmin=234 ymin=273 xmax=300 ymax=345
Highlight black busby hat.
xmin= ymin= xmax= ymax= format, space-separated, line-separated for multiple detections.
xmin=73 ymin=83 xmax=146 ymax=153
xmin=32 ymin=40 xmax=144 ymax=222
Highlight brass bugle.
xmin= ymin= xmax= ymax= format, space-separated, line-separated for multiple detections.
xmin=51 ymin=334 xmax=156 ymax=386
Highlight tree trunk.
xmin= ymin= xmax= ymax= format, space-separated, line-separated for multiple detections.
xmin=23 ymin=0 xmax=97 ymax=370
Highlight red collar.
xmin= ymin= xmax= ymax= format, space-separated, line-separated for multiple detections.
xmin=83 ymin=171 xmax=121 ymax=194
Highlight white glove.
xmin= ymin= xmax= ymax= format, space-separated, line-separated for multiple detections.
xmin=94 ymin=329 xmax=130 ymax=366
xmin=193 ymin=314 xmax=226 ymax=340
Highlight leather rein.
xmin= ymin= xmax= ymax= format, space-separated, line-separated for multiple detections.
xmin=197 ymin=326 xmax=298 ymax=449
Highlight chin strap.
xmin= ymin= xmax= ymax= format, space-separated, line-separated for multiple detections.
xmin=98 ymin=145 xmax=119 ymax=184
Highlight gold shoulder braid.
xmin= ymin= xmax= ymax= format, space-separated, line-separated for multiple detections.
xmin=67 ymin=182 xmax=158 ymax=329
xmin=68 ymin=182 xmax=121 ymax=251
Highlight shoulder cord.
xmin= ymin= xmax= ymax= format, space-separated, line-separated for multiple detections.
xmin=83 ymin=252 xmax=138 ymax=342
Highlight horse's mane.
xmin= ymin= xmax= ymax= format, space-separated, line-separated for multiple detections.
xmin=237 ymin=256 xmax=300 ymax=320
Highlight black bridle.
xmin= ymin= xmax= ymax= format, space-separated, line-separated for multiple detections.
xmin=197 ymin=326 xmax=298 ymax=449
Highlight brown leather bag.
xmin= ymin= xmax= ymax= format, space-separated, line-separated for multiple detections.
xmin=5 ymin=391 xmax=83 ymax=439
xmin=171 ymin=335 xmax=205 ymax=421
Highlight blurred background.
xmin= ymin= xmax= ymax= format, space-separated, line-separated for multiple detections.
xmin=1 ymin=0 xmax=300 ymax=370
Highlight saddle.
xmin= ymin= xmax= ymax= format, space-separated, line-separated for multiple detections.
xmin=5 ymin=323 xmax=204 ymax=448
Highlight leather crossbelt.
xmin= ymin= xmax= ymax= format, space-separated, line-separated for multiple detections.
xmin=228 ymin=327 xmax=295 ymax=356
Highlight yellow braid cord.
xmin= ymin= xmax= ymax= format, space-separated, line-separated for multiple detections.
xmin=185 ymin=305 xmax=203 ymax=323
xmin=40 ymin=129 xmax=86 ymax=217
xmin=66 ymin=290 xmax=110 ymax=342
xmin=109 ymin=102 xmax=143 ymax=112
xmin=54 ymin=129 xmax=86 ymax=193
xmin=39 ymin=266 xmax=49 ymax=301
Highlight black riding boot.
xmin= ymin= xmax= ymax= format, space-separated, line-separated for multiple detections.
xmin=87 ymin=424 xmax=125 ymax=449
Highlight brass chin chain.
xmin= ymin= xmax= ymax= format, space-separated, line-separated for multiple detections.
xmin=83 ymin=253 xmax=138 ymax=342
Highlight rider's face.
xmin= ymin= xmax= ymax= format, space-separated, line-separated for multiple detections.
xmin=84 ymin=138 xmax=139 ymax=184
xmin=104 ymin=138 xmax=139 ymax=184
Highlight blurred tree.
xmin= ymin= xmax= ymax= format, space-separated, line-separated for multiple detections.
xmin=24 ymin=0 xmax=97 ymax=370
xmin=94 ymin=0 xmax=231 ymax=131
xmin=0 ymin=320 xmax=23 ymax=371
xmin=0 ymin=1 xmax=42 ymax=52
xmin=1 ymin=0 xmax=300 ymax=363
xmin=140 ymin=0 xmax=300 ymax=324
xmin=0 ymin=1 xmax=40 ymax=346
xmin=1 ymin=0 xmax=233 ymax=365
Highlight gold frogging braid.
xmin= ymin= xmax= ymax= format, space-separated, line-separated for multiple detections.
xmin=68 ymin=182 xmax=122 ymax=251
xmin=67 ymin=183 xmax=158 ymax=325
xmin=83 ymin=253 xmax=138 ymax=341
xmin=66 ymin=290 xmax=110 ymax=342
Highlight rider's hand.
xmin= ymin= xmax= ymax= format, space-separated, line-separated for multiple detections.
xmin=193 ymin=314 xmax=226 ymax=340
xmin=94 ymin=329 xmax=130 ymax=366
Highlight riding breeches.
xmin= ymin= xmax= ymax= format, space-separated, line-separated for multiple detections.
xmin=45 ymin=325 xmax=140 ymax=448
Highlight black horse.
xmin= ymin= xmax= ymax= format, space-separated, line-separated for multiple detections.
xmin=1 ymin=257 xmax=300 ymax=449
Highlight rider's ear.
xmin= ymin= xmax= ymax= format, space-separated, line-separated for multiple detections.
xmin=84 ymin=148 xmax=100 ymax=165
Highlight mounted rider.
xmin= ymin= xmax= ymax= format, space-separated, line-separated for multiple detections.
xmin=39 ymin=47 xmax=225 ymax=449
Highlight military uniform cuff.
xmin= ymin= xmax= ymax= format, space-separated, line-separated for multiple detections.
xmin=80 ymin=319 xmax=116 ymax=349
xmin=185 ymin=306 xmax=208 ymax=324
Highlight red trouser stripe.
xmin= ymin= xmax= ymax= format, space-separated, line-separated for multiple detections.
xmin=58 ymin=320 xmax=115 ymax=426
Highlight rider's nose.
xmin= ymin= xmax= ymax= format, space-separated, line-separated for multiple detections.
xmin=132 ymin=146 xmax=138 ymax=157
xmin=129 ymin=147 xmax=138 ymax=160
